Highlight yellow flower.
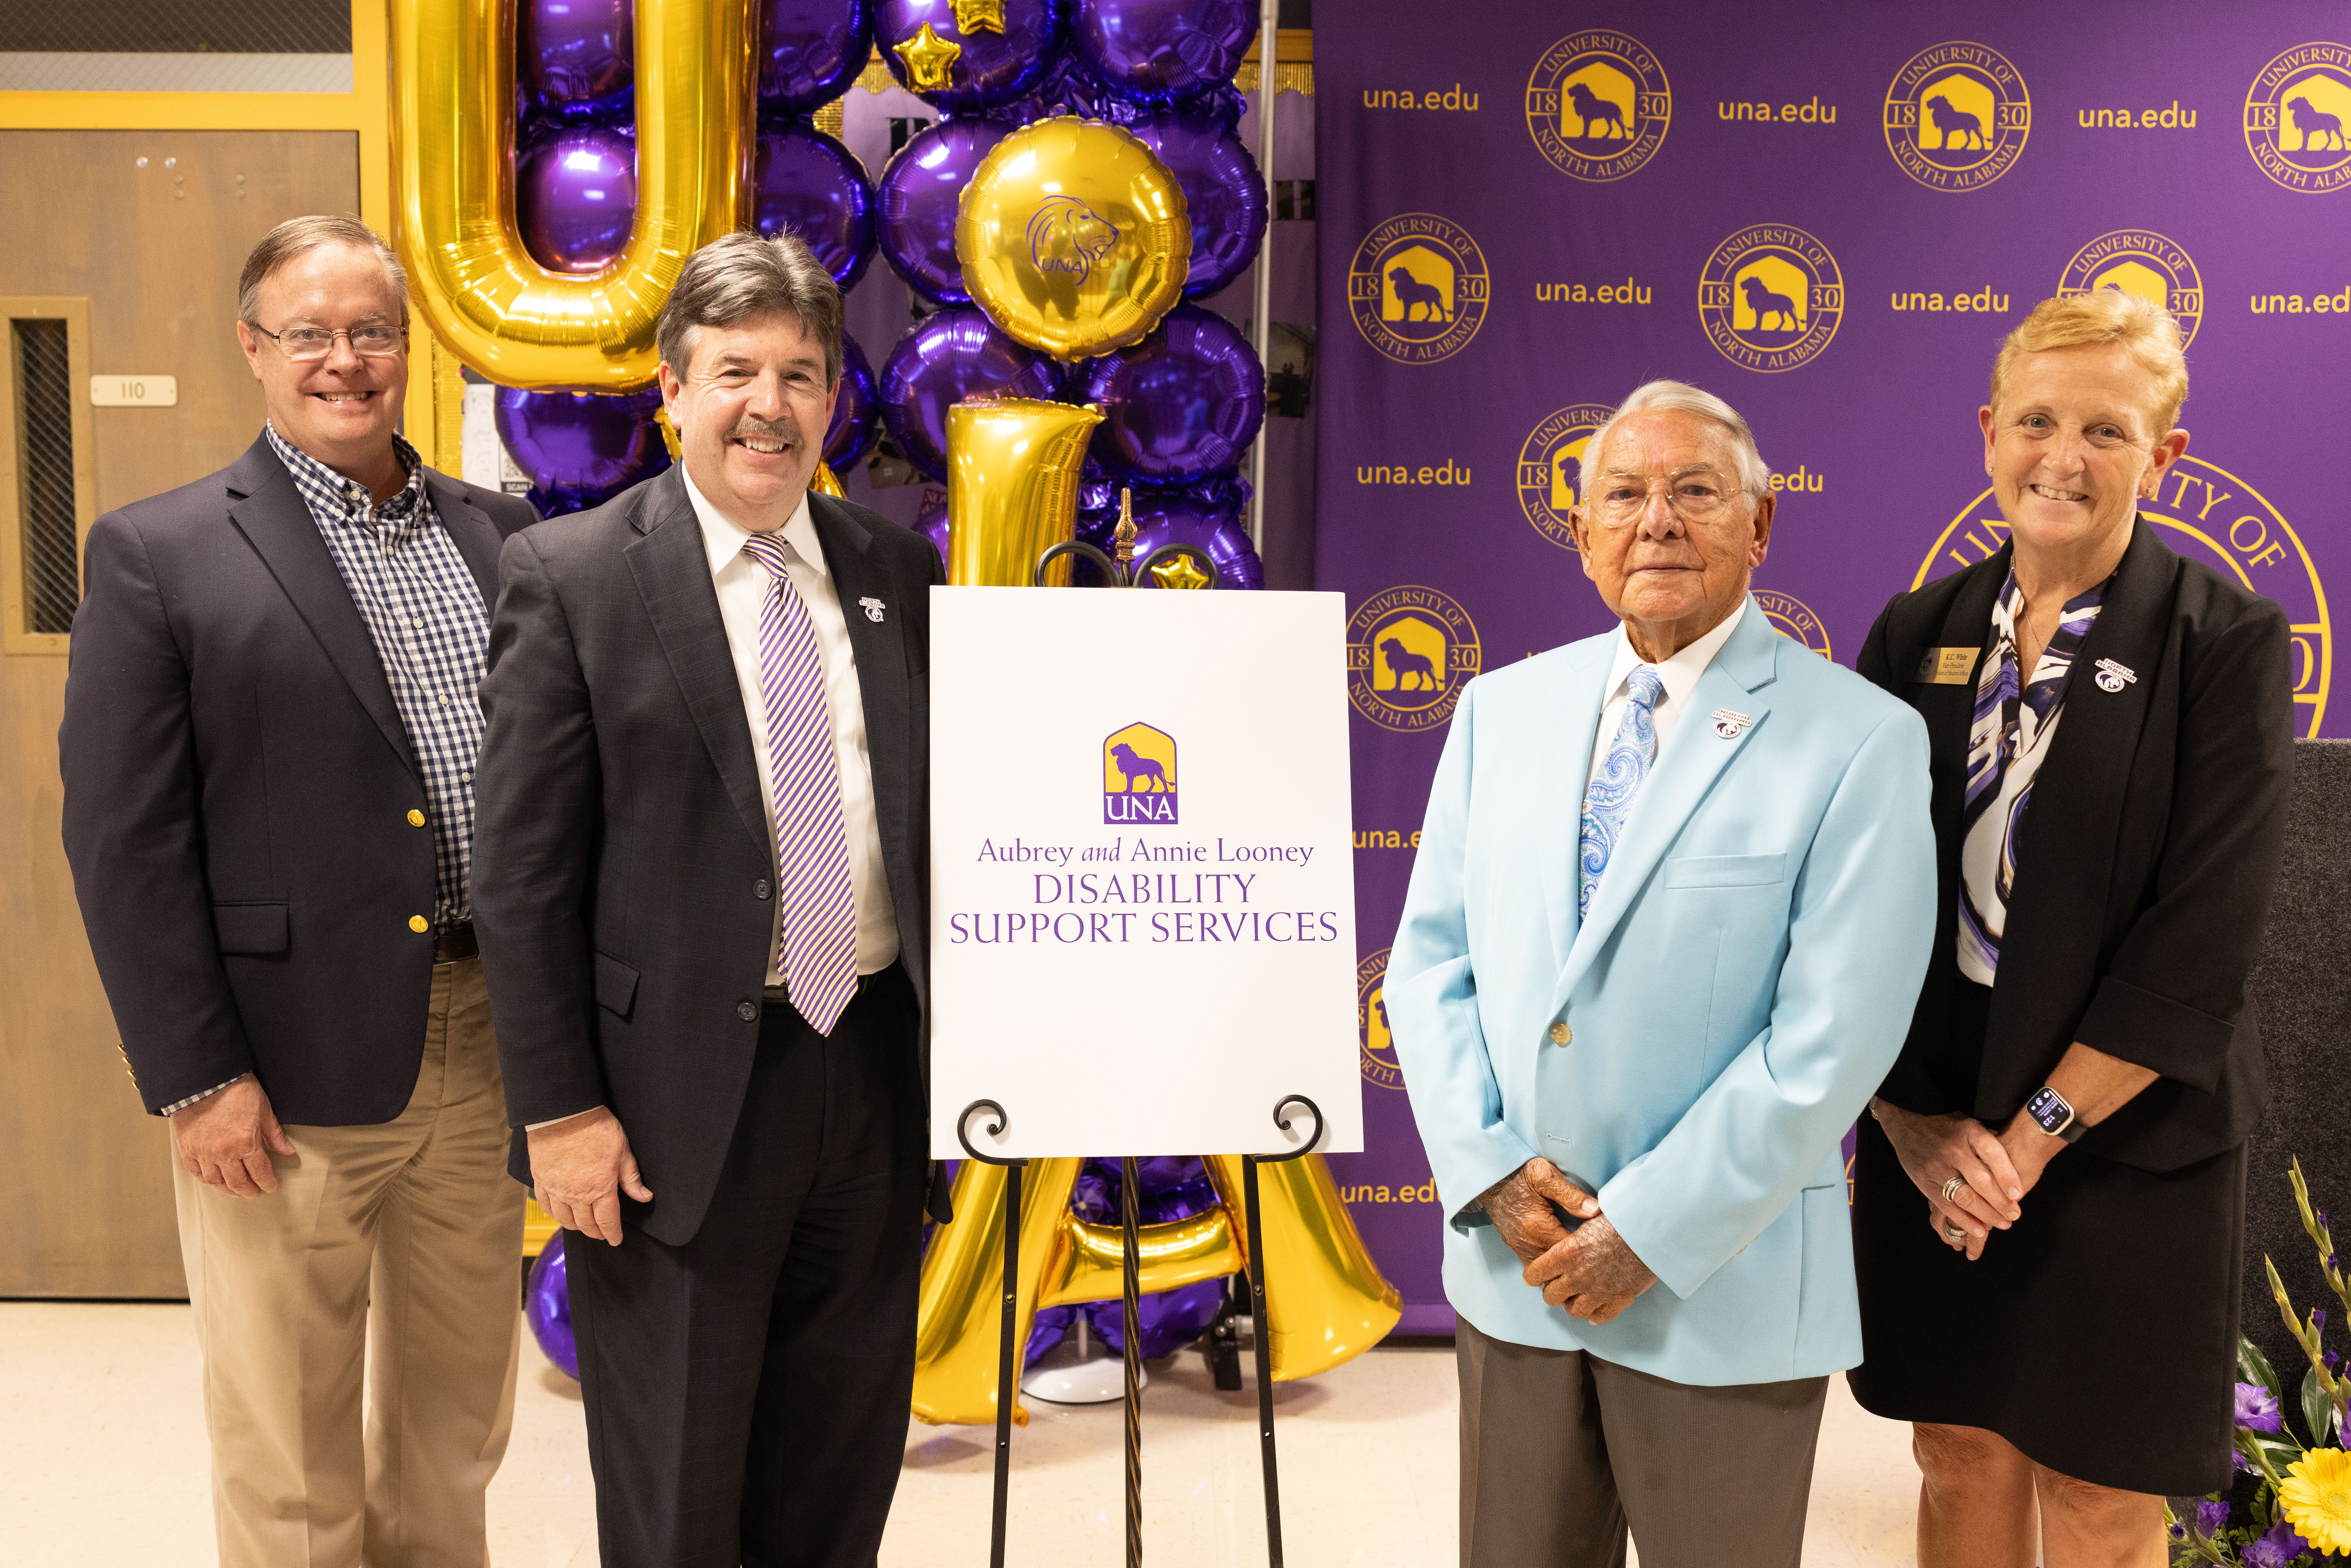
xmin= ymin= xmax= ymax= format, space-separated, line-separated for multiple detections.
xmin=2282 ymin=1446 xmax=2351 ymax=1553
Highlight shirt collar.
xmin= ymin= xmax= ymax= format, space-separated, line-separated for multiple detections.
xmin=1603 ymin=593 xmax=1750 ymax=712
xmin=683 ymin=465 xmax=822 ymax=582
xmin=264 ymin=421 xmax=426 ymax=523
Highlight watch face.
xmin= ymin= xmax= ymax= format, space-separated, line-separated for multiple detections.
xmin=2027 ymin=1086 xmax=2073 ymax=1134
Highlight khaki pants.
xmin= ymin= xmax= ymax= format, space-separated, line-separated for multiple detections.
xmin=174 ymin=956 xmax=525 ymax=1568
xmin=1457 ymin=1315 xmax=1829 ymax=1568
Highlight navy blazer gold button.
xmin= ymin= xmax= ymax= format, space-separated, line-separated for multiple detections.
xmin=736 ymin=1001 xmax=758 ymax=1022
xmin=408 ymin=915 xmax=429 ymax=933
xmin=406 ymin=808 xmax=426 ymax=827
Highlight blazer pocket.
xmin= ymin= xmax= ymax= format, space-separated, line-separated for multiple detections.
xmin=1664 ymin=852 xmax=1786 ymax=889
xmin=212 ymin=902 xmax=289 ymax=954
xmin=593 ymin=950 xmax=640 ymax=1020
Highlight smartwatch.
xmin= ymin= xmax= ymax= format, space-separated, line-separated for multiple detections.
xmin=2026 ymin=1085 xmax=2088 ymax=1144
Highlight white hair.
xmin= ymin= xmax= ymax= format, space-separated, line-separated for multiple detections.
xmin=1579 ymin=379 xmax=1773 ymax=501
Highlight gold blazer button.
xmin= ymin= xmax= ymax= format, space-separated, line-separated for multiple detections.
xmin=407 ymin=809 xmax=426 ymax=827
xmin=409 ymin=915 xmax=430 ymax=934
xmin=1548 ymin=1022 xmax=1572 ymax=1045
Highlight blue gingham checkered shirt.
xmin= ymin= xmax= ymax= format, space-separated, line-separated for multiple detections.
xmin=266 ymin=422 xmax=490 ymax=930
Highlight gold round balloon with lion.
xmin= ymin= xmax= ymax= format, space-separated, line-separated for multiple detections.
xmin=956 ymin=116 xmax=1191 ymax=362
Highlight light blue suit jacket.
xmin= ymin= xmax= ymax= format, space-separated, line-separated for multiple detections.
xmin=1387 ymin=599 xmax=1935 ymax=1386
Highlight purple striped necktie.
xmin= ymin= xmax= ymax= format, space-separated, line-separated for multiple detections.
xmin=740 ymin=532 xmax=859 ymax=1035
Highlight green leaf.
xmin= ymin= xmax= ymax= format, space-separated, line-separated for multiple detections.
xmin=2243 ymin=1334 xmax=2284 ymax=1395
xmin=2306 ymin=1360 xmax=2341 ymax=1446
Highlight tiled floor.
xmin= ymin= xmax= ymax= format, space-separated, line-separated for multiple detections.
xmin=0 ymin=1301 xmax=1922 ymax=1566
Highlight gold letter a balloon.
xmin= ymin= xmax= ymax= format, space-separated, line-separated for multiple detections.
xmin=956 ymin=117 xmax=1191 ymax=362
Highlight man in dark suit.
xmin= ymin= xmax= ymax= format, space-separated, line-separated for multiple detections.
xmin=59 ymin=215 xmax=538 ymax=1567
xmin=471 ymin=230 xmax=943 ymax=1567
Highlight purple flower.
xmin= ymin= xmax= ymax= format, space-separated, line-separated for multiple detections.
xmin=2317 ymin=1308 xmax=2331 ymax=1331
xmin=2236 ymin=1444 xmax=2258 ymax=1476
xmin=2327 ymin=1350 xmax=2341 ymax=1371
xmin=2197 ymin=1498 xmax=2232 ymax=1537
xmin=2169 ymin=1519 xmax=2188 ymax=1541
xmin=2331 ymin=1253 xmax=2342 ymax=1273
xmin=2243 ymin=1519 xmax=2312 ymax=1568
xmin=2238 ymin=1381 xmax=2287 ymax=1433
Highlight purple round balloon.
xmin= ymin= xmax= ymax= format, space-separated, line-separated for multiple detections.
xmin=1074 ymin=303 xmax=1264 ymax=483
xmin=914 ymin=492 xmax=949 ymax=565
xmin=876 ymin=118 xmax=1012 ymax=306
xmin=754 ymin=124 xmax=877 ymax=291
xmin=1081 ymin=482 xmax=1261 ymax=588
xmin=495 ymin=384 xmax=671 ymax=517
xmin=825 ymin=332 xmax=879 ymax=470
xmin=760 ymin=0 xmax=874 ymax=113
xmin=1070 ymin=0 xmax=1258 ymax=107
xmin=879 ymin=307 xmax=1061 ymax=479
xmin=520 ymin=0 xmax=633 ymax=121
xmin=516 ymin=127 xmax=638 ymax=275
xmin=524 ymin=1231 xmax=578 ymax=1379
xmin=1127 ymin=110 xmax=1266 ymax=297
xmin=876 ymin=0 xmax=1068 ymax=114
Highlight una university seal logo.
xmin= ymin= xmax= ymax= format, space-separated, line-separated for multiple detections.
xmin=2057 ymin=230 xmax=2203 ymax=349
xmin=1358 ymin=948 xmax=1403 ymax=1091
xmin=2243 ymin=42 xmax=2351 ymax=195
xmin=1883 ymin=42 xmax=2031 ymax=191
xmin=1102 ymin=721 xmax=1177 ymax=824
xmin=1348 ymin=586 xmax=1481 ymax=733
xmin=1755 ymin=590 xmax=1833 ymax=662
xmin=1697 ymin=225 xmax=1844 ymax=373
xmin=1918 ymin=456 xmax=2332 ymax=736
xmin=1348 ymin=215 xmax=1489 ymax=365
xmin=1516 ymin=403 xmax=1615 ymax=551
xmin=1524 ymin=31 xmax=1672 ymax=183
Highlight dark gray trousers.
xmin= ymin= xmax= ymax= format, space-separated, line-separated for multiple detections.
xmin=1457 ymin=1315 xmax=1829 ymax=1568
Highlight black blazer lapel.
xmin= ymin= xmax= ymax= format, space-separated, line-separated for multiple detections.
xmin=422 ymin=470 xmax=506 ymax=608
xmin=1982 ymin=518 xmax=2177 ymax=1112
xmin=223 ymin=437 xmax=420 ymax=780
xmin=808 ymin=494 xmax=919 ymax=940
xmin=623 ymin=467 xmax=773 ymax=858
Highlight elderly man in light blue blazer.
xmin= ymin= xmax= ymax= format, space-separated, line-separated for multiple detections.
xmin=1388 ymin=379 xmax=1936 ymax=1568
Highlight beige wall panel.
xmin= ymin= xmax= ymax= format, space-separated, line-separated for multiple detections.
xmin=0 ymin=129 xmax=360 ymax=1296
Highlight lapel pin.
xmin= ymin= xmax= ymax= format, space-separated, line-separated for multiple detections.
xmin=1711 ymin=707 xmax=1753 ymax=739
xmin=857 ymin=596 xmax=886 ymax=624
xmin=2093 ymin=658 xmax=2136 ymax=693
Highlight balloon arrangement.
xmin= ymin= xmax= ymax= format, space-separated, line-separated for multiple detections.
xmin=871 ymin=0 xmax=1269 ymax=587
xmin=496 ymin=0 xmax=887 ymax=513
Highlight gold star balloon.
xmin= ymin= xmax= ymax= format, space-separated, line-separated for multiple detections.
xmin=949 ymin=0 xmax=1006 ymax=33
xmin=956 ymin=117 xmax=1191 ymax=361
xmin=1149 ymin=552 xmax=1214 ymax=590
xmin=893 ymin=22 xmax=961 ymax=91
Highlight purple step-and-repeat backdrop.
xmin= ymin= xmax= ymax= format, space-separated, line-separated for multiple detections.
xmin=1313 ymin=1 xmax=2351 ymax=1332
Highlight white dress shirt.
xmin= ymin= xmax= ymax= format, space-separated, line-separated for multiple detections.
xmin=687 ymin=470 xmax=900 ymax=982
xmin=1583 ymin=593 xmax=1751 ymax=792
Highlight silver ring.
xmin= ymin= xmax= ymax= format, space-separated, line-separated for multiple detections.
xmin=1943 ymin=1224 xmax=1967 ymax=1241
xmin=1940 ymin=1177 xmax=1964 ymax=1203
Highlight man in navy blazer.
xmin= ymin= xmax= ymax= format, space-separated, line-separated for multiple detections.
xmin=1388 ymin=380 xmax=1936 ymax=1568
xmin=59 ymin=216 xmax=537 ymax=1568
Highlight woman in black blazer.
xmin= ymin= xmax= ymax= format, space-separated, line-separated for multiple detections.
xmin=1851 ymin=289 xmax=2293 ymax=1565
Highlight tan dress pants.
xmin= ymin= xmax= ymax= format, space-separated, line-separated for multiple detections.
xmin=173 ymin=956 xmax=525 ymax=1568
xmin=1457 ymin=1315 xmax=1829 ymax=1568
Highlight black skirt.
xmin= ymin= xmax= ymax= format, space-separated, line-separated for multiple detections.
xmin=1848 ymin=985 xmax=2248 ymax=1497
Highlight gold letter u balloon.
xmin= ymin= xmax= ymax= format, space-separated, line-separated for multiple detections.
xmin=389 ymin=0 xmax=755 ymax=390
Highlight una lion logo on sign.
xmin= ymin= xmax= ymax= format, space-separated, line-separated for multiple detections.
xmin=1103 ymin=722 xmax=1179 ymax=824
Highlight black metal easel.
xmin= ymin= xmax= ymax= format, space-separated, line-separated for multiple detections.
xmin=955 ymin=1093 xmax=1324 ymax=1568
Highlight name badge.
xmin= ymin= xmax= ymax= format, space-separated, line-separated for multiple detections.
xmin=1915 ymin=646 xmax=1981 ymax=685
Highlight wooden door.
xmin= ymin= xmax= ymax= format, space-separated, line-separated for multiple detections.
xmin=0 ymin=130 xmax=360 ymax=1296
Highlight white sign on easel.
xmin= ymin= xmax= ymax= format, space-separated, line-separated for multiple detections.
xmin=928 ymin=587 xmax=1363 ymax=1160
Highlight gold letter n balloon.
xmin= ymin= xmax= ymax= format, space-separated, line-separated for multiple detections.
xmin=389 ymin=0 xmax=754 ymax=389
xmin=914 ymin=1155 xmax=1402 ymax=1426
xmin=956 ymin=117 xmax=1191 ymax=361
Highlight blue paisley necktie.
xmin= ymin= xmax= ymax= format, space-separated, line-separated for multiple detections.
xmin=1579 ymin=666 xmax=1667 ymax=918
